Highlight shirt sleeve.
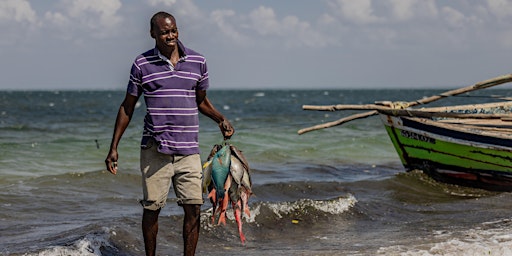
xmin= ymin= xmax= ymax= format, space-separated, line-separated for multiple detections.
xmin=196 ymin=60 xmax=209 ymax=91
xmin=127 ymin=61 xmax=143 ymax=97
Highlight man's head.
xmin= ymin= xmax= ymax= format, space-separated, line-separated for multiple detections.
xmin=150 ymin=12 xmax=179 ymax=53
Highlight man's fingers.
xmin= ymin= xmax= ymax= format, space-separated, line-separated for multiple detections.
xmin=105 ymin=159 xmax=118 ymax=175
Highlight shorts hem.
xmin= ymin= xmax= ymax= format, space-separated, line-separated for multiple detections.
xmin=177 ymin=199 xmax=204 ymax=206
xmin=140 ymin=200 xmax=166 ymax=211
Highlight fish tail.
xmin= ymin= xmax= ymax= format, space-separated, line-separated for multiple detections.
xmin=217 ymin=194 xmax=230 ymax=225
xmin=218 ymin=175 xmax=231 ymax=225
xmin=233 ymin=200 xmax=246 ymax=244
xmin=215 ymin=188 xmax=225 ymax=202
xmin=240 ymin=190 xmax=251 ymax=217
xmin=208 ymin=189 xmax=217 ymax=224
xmin=208 ymin=189 xmax=217 ymax=201
xmin=211 ymin=209 xmax=216 ymax=224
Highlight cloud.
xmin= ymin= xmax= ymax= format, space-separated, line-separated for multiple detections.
xmin=197 ymin=0 xmax=512 ymax=51
xmin=387 ymin=0 xmax=415 ymax=21
xmin=207 ymin=5 xmax=329 ymax=48
xmin=249 ymin=6 xmax=280 ymax=36
xmin=44 ymin=0 xmax=123 ymax=39
xmin=327 ymin=0 xmax=441 ymax=24
xmin=0 ymin=0 xmax=39 ymax=46
xmin=148 ymin=0 xmax=177 ymax=6
xmin=441 ymin=6 xmax=470 ymax=29
xmin=210 ymin=9 xmax=249 ymax=44
xmin=486 ymin=0 xmax=512 ymax=19
xmin=0 ymin=0 xmax=37 ymax=23
xmin=386 ymin=0 xmax=438 ymax=21
xmin=329 ymin=0 xmax=383 ymax=24
xmin=482 ymin=0 xmax=512 ymax=47
xmin=318 ymin=0 xmax=512 ymax=51
xmin=147 ymin=0 xmax=203 ymax=22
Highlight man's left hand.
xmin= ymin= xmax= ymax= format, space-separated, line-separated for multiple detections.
xmin=219 ymin=119 xmax=235 ymax=140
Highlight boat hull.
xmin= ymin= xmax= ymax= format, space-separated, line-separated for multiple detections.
xmin=380 ymin=114 xmax=512 ymax=191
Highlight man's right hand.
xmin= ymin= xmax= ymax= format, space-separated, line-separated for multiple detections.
xmin=105 ymin=93 xmax=138 ymax=175
xmin=105 ymin=149 xmax=119 ymax=175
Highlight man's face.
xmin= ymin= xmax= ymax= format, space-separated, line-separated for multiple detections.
xmin=151 ymin=17 xmax=179 ymax=52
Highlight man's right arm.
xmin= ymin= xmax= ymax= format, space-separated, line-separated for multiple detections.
xmin=105 ymin=93 xmax=138 ymax=175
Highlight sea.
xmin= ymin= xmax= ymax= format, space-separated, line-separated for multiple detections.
xmin=2 ymin=88 xmax=512 ymax=256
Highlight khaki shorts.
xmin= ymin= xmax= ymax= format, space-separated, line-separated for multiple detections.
xmin=139 ymin=139 xmax=203 ymax=211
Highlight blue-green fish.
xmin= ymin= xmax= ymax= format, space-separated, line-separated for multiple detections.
xmin=210 ymin=145 xmax=231 ymax=200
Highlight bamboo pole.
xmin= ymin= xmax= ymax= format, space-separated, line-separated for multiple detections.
xmin=302 ymin=101 xmax=512 ymax=112
xmin=376 ymin=109 xmax=512 ymax=119
xmin=298 ymin=73 xmax=512 ymax=135
xmin=303 ymin=104 xmax=406 ymax=111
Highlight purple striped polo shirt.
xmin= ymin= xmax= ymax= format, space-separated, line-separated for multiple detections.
xmin=127 ymin=40 xmax=209 ymax=155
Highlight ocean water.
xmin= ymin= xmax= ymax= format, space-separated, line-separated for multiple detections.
xmin=2 ymin=88 xmax=512 ymax=255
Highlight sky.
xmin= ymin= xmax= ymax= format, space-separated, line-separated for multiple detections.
xmin=1 ymin=0 xmax=512 ymax=90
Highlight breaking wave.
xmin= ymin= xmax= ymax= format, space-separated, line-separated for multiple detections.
xmin=377 ymin=218 xmax=512 ymax=256
xmin=20 ymin=228 xmax=118 ymax=256
xmin=201 ymin=194 xmax=357 ymax=229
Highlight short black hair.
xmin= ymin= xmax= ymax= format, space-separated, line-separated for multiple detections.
xmin=150 ymin=11 xmax=176 ymax=31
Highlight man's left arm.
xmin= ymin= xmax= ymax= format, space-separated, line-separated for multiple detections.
xmin=196 ymin=90 xmax=235 ymax=140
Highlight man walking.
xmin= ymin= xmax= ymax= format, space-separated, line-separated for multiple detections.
xmin=105 ymin=11 xmax=234 ymax=256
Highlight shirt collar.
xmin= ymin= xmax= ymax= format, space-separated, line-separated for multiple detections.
xmin=154 ymin=40 xmax=187 ymax=63
xmin=155 ymin=41 xmax=186 ymax=70
xmin=156 ymin=49 xmax=172 ymax=65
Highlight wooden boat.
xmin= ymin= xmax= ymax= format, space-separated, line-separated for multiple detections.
xmin=378 ymin=102 xmax=512 ymax=191
xmin=299 ymin=74 xmax=512 ymax=191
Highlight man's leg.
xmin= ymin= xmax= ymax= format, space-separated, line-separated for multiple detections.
xmin=183 ymin=204 xmax=201 ymax=256
xmin=142 ymin=208 xmax=161 ymax=256
xmin=140 ymin=139 xmax=174 ymax=256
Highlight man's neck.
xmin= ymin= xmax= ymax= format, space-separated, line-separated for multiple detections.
xmin=158 ymin=46 xmax=180 ymax=66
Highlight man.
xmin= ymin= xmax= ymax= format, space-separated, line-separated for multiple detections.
xmin=105 ymin=11 xmax=234 ymax=256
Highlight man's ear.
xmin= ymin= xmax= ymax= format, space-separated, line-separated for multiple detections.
xmin=150 ymin=29 xmax=156 ymax=39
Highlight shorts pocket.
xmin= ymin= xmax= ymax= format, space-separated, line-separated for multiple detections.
xmin=141 ymin=137 xmax=155 ymax=149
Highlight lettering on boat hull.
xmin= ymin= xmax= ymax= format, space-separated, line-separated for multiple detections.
xmin=400 ymin=130 xmax=436 ymax=144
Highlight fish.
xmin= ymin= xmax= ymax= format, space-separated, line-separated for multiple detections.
xmin=217 ymin=174 xmax=232 ymax=225
xmin=204 ymin=143 xmax=253 ymax=244
xmin=202 ymin=144 xmax=222 ymax=193
xmin=210 ymin=145 xmax=231 ymax=201
xmin=230 ymin=145 xmax=249 ymax=171
xmin=228 ymin=169 xmax=246 ymax=244
xmin=229 ymin=155 xmax=245 ymax=185
xmin=231 ymin=196 xmax=246 ymax=243
xmin=204 ymin=144 xmax=231 ymax=224
xmin=207 ymin=144 xmax=223 ymax=160
xmin=202 ymin=160 xmax=213 ymax=194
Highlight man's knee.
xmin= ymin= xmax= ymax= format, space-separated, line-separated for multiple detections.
xmin=183 ymin=204 xmax=201 ymax=221
xmin=143 ymin=208 xmax=161 ymax=223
